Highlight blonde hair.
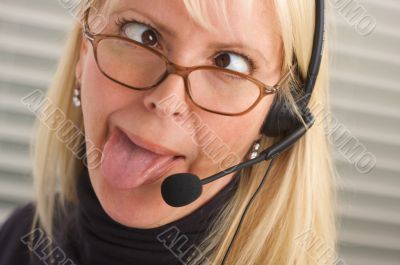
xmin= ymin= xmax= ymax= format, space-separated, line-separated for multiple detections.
xmin=30 ymin=0 xmax=337 ymax=264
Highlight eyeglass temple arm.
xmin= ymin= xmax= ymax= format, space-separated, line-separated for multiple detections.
xmin=82 ymin=8 xmax=95 ymax=41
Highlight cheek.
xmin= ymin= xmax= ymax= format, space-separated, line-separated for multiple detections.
xmin=79 ymin=52 xmax=127 ymax=150
xmin=219 ymin=94 xmax=274 ymax=138
xmin=193 ymin=95 xmax=273 ymax=163
xmin=82 ymin=54 xmax=117 ymax=109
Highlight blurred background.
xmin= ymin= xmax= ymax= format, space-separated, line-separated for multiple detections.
xmin=0 ymin=0 xmax=399 ymax=264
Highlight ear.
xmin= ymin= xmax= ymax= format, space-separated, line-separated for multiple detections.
xmin=75 ymin=35 xmax=89 ymax=83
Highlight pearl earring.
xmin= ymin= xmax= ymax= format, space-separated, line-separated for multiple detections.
xmin=248 ymin=139 xmax=261 ymax=159
xmin=72 ymin=86 xmax=81 ymax=107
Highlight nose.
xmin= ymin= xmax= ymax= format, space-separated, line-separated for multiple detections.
xmin=143 ymin=73 xmax=189 ymax=119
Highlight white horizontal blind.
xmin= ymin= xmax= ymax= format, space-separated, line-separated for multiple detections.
xmin=329 ymin=1 xmax=400 ymax=264
xmin=0 ymin=0 xmax=72 ymax=220
xmin=0 ymin=1 xmax=399 ymax=264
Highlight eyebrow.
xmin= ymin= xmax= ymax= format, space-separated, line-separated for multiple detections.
xmin=111 ymin=7 xmax=269 ymax=65
xmin=111 ymin=7 xmax=178 ymax=37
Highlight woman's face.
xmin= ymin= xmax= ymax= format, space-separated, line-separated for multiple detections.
xmin=76 ymin=0 xmax=283 ymax=228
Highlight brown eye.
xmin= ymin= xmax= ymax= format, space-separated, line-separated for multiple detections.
xmin=123 ymin=22 xmax=159 ymax=47
xmin=141 ymin=29 xmax=158 ymax=46
xmin=214 ymin=52 xmax=250 ymax=74
xmin=215 ymin=53 xmax=231 ymax=68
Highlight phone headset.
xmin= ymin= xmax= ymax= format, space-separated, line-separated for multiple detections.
xmin=161 ymin=0 xmax=325 ymax=263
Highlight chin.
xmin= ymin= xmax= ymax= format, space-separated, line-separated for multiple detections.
xmin=93 ymin=171 xmax=171 ymax=228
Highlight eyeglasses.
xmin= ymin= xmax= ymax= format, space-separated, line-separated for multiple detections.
xmin=82 ymin=10 xmax=292 ymax=116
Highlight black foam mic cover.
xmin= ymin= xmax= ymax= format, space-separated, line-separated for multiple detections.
xmin=161 ymin=173 xmax=203 ymax=207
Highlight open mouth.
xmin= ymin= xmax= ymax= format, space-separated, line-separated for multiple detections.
xmin=101 ymin=127 xmax=185 ymax=189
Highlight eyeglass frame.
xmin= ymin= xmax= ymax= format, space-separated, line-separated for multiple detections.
xmin=82 ymin=8 xmax=293 ymax=116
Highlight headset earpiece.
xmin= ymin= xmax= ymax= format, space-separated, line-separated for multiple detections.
xmin=260 ymin=94 xmax=298 ymax=137
xmin=261 ymin=68 xmax=307 ymax=137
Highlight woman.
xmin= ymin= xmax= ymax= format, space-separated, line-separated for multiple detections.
xmin=0 ymin=0 xmax=336 ymax=264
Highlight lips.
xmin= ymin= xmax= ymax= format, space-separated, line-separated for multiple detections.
xmin=101 ymin=127 xmax=184 ymax=189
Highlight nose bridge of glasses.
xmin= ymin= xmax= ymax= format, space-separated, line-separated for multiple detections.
xmin=166 ymin=62 xmax=193 ymax=79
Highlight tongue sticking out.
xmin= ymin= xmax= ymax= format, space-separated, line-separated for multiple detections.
xmin=101 ymin=128 xmax=177 ymax=189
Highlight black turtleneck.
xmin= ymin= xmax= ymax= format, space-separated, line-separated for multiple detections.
xmin=0 ymin=166 xmax=240 ymax=265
